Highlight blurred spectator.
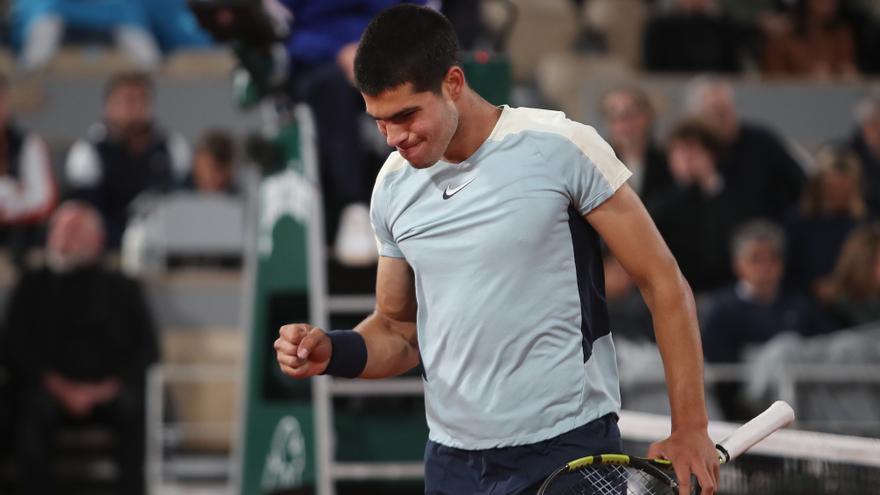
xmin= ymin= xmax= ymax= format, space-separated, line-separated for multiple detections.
xmin=685 ymin=77 xmax=806 ymax=221
xmin=848 ymin=95 xmax=880 ymax=214
xmin=275 ymin=0 xmax=418 ymax=266
xmin=599 ymin=86 xmax=674 ymax=204
xmin=10 ymin=0 xmax=161 ymax=70
xmin=821 ymin=222 xmax=880 ymax=328
xmin=762 ymin=0 xmax=859 ymax=78
xmin=2 ymin=201 xmax=158 ymax=495
xmin=702 ymin=220 xmax=830 ymax=419
xmin=65 ymin=71 xmax=190 ymax=248
xmin=183 ymin=129 xmax=239 ymax=195
xmin=647 ymin=119 xmax=740 ymax=293
xmin=643 ymin=0 xmax=746 ymax=73
xmin=0 ymin=73 xmax=57 ymax=264
xmin=785 ymin=147 xmax=866 ymax=298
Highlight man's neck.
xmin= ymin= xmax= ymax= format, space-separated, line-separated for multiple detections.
xmin=443 ymin=90 xmax=502 ymax=164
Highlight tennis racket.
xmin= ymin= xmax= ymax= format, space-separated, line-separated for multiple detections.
xmin=536 ymin=401 xmax=796 ymax=495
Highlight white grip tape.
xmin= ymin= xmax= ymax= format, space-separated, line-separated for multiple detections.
xmin=718 ymin=401 xmax=796 ymax=461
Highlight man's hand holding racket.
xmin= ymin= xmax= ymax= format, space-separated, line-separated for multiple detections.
xmin=275 ymin=324 xmax=333 ymax=378
xmin=647 ymin=426 xmax=719 ymax=494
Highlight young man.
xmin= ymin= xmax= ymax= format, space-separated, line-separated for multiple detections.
xmin=275 ymin=5 xmax=719 ymax=494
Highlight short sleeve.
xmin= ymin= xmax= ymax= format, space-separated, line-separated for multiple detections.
xmin=370 ymin=183 xmax=405 ymax=259
xmin=559 ymin=123 xmax=631 ymax=215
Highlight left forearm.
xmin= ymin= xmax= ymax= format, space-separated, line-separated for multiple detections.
xmin=637 ymin=262 xmax=708 ymax=431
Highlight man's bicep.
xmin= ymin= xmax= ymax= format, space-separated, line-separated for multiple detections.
xmin=373 ymin=256 xmax=417 ymax=337
xmin=584 ymin=184 xmax=679 ymax=286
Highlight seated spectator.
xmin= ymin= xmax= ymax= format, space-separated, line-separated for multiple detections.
xmin=762 ymin=0 xmax=859 ymax=79
xmin=0 ymin=73 xmax=57 ymax=264
xmin=599 ymin=86 xmax=673 ymax=204
xmin=848 ymin=95 xmax=880 ymax=214
xmin=2 ymin=201 xmax=158 ymax=495
xmin=785 ymin=147 xmax=866 ymax=298
xmin=65 ymin=71 xmax=190 ymax=248
xmin=703 ymin=220 xmax=830 ymax=420
xmin=183 ymin=129 xmax=239 ymax=195
xmin=10 ymin=0 xmax=162 ymax=71
xmin=647 ymin=119 xmax=741 ymax=293
xmin=642 ymin=0 xmax=746 ymax=73
xmin=821 ymin=222 xmax=880 ymax=328
xmin=685 ymin=77 xmax=806 ymax=221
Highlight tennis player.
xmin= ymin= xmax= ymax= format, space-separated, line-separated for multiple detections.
xmin=275 ymin=5 xmax=719 ymax=494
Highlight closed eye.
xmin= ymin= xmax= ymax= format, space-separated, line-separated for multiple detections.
xmin=388 ymin=109 xmax=417 ymax=125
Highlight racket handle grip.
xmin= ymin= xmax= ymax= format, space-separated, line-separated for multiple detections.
xmin=717 ymin=400 xmax=795 ymax=461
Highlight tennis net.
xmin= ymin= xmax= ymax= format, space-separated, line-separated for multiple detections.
xmin=618 ymin=409 xmax=880 ymax=494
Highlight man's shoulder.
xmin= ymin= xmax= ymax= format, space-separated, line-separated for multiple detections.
xmin=497 ymin=106 xmax=606 ymax=152
xmin=374 ymin=151 xmax=409 ymax=189
xmin=498 ymin=105 xmax=576 ymax=136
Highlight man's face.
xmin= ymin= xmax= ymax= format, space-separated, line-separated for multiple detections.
xmin=105 ymin=83 xmax=152 ymax=133
xmin=820 ymin=168 xmax=858 ymax=212
xmin=363 ymin=82 xmax=459 ymax=169
xmin=668 ymin=138 xmax=715 ymax=186
xmin=734 ymin=239 xmax=783 ymax=293
xmin=193 ymin=151 xmax=233 ymax=192
xmin=697 ymin=86 xmax=738 ymax=143
xmin=602 ymin=91 xmax=651 ymax=150
xmin=47 ymin=207 xmax=104 ymax=272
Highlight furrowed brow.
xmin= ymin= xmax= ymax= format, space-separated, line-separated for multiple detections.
xmin=368 ymin=106 xmax=419 ymax=122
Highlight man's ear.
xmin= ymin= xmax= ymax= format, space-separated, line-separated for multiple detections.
xmin=443 ymin=66 xmax=465 ymax=101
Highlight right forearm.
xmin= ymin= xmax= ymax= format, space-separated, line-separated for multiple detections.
xmin=354 ymin=312 xmax=419 ymax=379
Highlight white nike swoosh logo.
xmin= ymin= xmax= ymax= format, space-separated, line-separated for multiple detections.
xmin=442 ymin=178 xmax=476 ymax=200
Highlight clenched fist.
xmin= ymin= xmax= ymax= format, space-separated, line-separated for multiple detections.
xmin=274 ymin=324 xmax=333 ymax=378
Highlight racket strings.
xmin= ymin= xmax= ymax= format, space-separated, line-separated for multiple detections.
xmin=552 ymin=464 xmax=675 ymax=495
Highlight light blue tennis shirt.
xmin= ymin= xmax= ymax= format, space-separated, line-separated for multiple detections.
xmin=370 ymin=106 xmax=631 ymax=449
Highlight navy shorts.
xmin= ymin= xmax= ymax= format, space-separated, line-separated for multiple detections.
xmin=424 ymin=413 xmax=622 ymax=495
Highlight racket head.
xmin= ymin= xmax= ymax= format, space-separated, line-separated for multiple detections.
xmin=536 ymin=454 xmax=689 ymax=495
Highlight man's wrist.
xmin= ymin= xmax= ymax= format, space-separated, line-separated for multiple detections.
xmin=321 ymin=330 xmax=368 ymax=378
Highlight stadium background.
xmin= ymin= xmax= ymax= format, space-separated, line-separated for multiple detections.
xmin=0 ymin=0 xmax=879 ymax=494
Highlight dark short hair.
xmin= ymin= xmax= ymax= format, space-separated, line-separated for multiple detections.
xmin=104 ymin=71 xmax=153 ymax=100
xmin=667 ymin=118 xmax=725 ymax=159
xmin=354 ymin=5 xmax=460 ymax=96
xmin=197 ymin=130 xmax=236 ymax=169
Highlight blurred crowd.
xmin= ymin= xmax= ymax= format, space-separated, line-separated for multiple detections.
xmin=0 ymin=0 xmax=878 ymax=492
xmin=577 ymin=0 xmax=880 ymax=78
xmin=599 ymin=79 xmax=880 ymax=421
